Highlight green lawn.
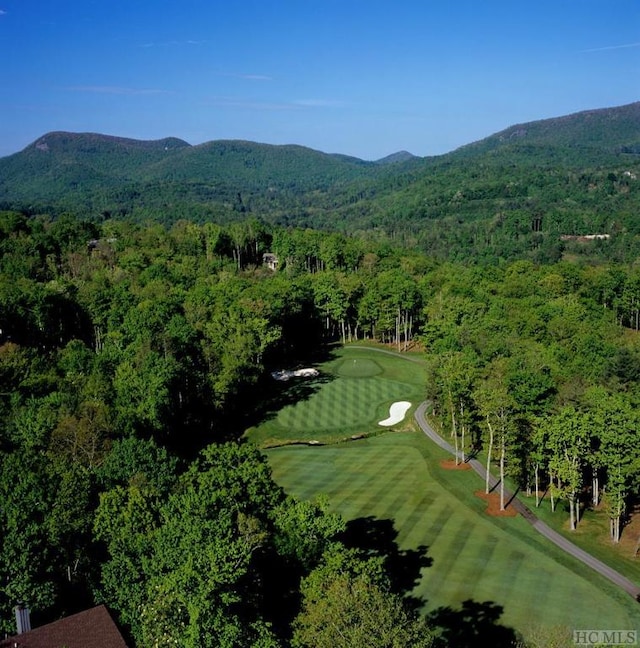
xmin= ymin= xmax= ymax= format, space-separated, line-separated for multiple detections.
xmin=247 ymin=346 xmax=640 ymax=639
xmin=521 ymin=488 xmax=640 ymax=586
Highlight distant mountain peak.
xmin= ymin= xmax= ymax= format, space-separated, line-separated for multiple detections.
xmin=27 ymin=131 xmax=191 ymax=153
xmin=375 ymin=150 xmax=417 ymax=165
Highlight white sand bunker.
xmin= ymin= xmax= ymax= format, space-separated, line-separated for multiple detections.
xmin=378 ymin=401 xmax=412 ymax=426
xmin=271 ymin=368 xmax=319 ymax=381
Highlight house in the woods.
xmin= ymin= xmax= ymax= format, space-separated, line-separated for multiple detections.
xmin=263 ymin=252 xmax=279 ymax=271
xmin=560 ymin=234 xmax=610 ymax=242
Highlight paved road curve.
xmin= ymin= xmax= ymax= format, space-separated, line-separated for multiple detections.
xmin=414 ymin=401 xmax=640 ymax=601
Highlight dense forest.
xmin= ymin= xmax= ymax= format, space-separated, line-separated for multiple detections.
xmin=1 ymin=209 xmax=640 ymax=646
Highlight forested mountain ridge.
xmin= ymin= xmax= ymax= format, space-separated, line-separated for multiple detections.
xmin=1 ymin=101 xmax=640 ymax=262
xmin=458 ymin=101 xmax=640 ymax=156
xmin=348 ymin=101 xmax=640 ymax=262
xmin=0 ymin=131 xmax=415 ymax=227
xmin=374 ymin=150 xmax=418 ymax=165
xmin=0 ymin=132 xmax=383 ymax=201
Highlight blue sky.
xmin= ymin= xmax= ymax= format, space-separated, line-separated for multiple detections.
xmin=1 ymin=1 xmax=638 ymax=160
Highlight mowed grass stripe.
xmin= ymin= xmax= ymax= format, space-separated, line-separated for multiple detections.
xmin=471 ymin=533 xmax=500 ymax=572
xmin=391 ymin=500 xmax=432 ymax=541
xmin=422 ymin=504 xmax=454 ymax=543
xmin=421 ymin=518 xmax=477 ymax=601
xmin=268 ymin=436 xmax=640 ymax=633
xmin=450 ymin=533 xmax=500 ymax=601
xmin=330 ymin=460 xmax=403 ymax=514
xmin=497 ymin=549 xmax=526 ymax=600
xmin=273 ymin=377 xmax=413 ymax=433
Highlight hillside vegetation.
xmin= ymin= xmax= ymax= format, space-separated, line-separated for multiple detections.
xmin=2 ymin=101 xmax=640 ymax=262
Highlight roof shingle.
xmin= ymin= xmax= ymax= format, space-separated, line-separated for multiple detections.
xmin=0 ymin=605 xmax=128 ymax=648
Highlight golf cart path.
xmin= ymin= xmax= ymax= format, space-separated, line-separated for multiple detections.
xmin=414 ymin=401 xmax=640 ymax=601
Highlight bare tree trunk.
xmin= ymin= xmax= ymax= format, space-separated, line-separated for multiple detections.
xmin=460 ymin=401 xmax=466 ymax=463
xmin=94 ymin=325 xmax=103 ymax=353
xmin=403 ymin=310 xmax=410 ymax=351
xmin=449 ymin=391 xmax=459 ymax=465
xmin=485 ymin=417 xmax=494 ymax=494
xmin=535 ymin=463 xmax=540 ymax=508
xmin=611 ymin=492 xmax=624 ymax=543
xmin=569 ymin=493 xmax=576 ymax=530
xmin=499 ymin=434 xmax=506 ymax=511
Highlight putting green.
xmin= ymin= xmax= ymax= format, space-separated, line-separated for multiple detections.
xmin=245 ymin=346 xmax=426 ymax=446
xmin=335 ymin=357 xmax=382 ymax=378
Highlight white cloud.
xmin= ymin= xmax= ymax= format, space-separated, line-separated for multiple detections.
xmin=239 ymin=74 xmax=272 ymax=81
xmin=206 ymin=96 xmax=345 ymax=111
xmin=205 ymin=96 xmax=346 ymax=111
xmin=217 ymin=72 xmax=273 ymax=81
xmin=139 ymin=39 xmax=206 ymax=48
xmin=207 ymin=97 xmax=297 ymax=111
xmin=582 ymin=42 xmax=640 ymax=53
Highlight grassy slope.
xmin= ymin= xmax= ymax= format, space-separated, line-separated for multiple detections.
xmin=249 ymin=346 xmax=640 ymax=638
xmin=267 ymin=433 xmax=640 ymax=635
xmin=522 ymin=489 xmax=640 ymax=587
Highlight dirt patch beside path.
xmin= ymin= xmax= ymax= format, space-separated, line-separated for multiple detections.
xmin=439 ymin=458 xmax=472 ymax=471
xmin=475 ymin=490 xmax=518 ymax=517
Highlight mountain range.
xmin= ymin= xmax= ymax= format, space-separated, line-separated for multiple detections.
xmin=1 ymin=101 xmax=639 ymax=261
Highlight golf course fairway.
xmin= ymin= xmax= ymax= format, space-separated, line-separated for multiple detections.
xmin=247 ymin=345 xmax=640 ymax=639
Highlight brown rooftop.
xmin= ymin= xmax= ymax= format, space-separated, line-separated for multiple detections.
xmin=0 ymin=605 xmax=128 ymax=648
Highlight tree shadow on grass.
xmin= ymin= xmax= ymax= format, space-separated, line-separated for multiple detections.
xmin=219 ymin=344 xmax=346 ymax=439
xmin=225 ymin=369 xmax=336 ymax=437
xmin=337 ymin=516 xmax=432 ymax=610
xmin=338 ymin=518 xmax=520 ymax=646
xmin=427 ymin=599 xmax=520 ymax=648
